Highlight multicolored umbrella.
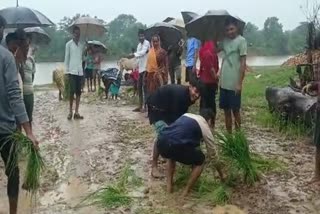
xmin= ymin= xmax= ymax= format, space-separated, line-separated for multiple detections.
xmin=69 ymin=17 xmax=106 ymax=39
xmin=0 ymin=6 xmax=54 ymax=28
xmin=185 ymin=10 xmax=245 ymax=41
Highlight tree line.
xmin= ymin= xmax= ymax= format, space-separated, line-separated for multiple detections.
xmin=35 ymin=14 xmax=307 ymax=62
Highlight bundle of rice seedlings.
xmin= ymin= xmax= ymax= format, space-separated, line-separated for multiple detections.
xmin=5 ymin=132 xmax=45 ymax=194
xmin=217 ymin=131 xmax=259 ymax=184
xmin=212 ymin=184 xmax=231 ymax=204
xmin=80 ymin=164 xmax=138 ymax=209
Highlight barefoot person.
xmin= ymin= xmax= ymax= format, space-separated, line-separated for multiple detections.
xmin=198 ymin=40 xmax=219 ymax=128
xmin=168 ymin=40 xmax=183 ymax=84
xmin=219 ymin=19 xmax=247 ymax=133
xmin=303 ymin=82 xmax=320 ymax=184
xmin=130 ymin=29 xmax=150 ymax=112
xmin=64 ymin=26 xmax=85 ymax=120
xmin=147 ymin=78 xmax=202 ymax=177
xmin=157 ymin=109 xmax=223 ymax=197
xmin=185 ymin=36 xmax=200 ymax=82
xmin=84 ymin=46 xmax=94 ymax=92
xmin=0 ymin=16 xmax=39 ymax=214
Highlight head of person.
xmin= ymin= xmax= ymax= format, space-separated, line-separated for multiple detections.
xmin=6 ymin=29 xmax=29 ymax=63
xmin=188 ymin=77 xmax=202 ymax=103
xmin=72 ymin=26 xmax=81 ymax=42
xmin=0 ymin=15 xmax=6 ymax=42
xmin=138 ymin=29 xmax=145 ymax=43
xmin=225 ymin=18 xmax=239 ymax=39
xmin=152 ymin=34 xmax=161 ymax=49
xmin=200 ymin=108 xmax=215 ymax=126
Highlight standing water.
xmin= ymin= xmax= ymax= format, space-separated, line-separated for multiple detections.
xmin=34 ymin=56 xmax=291 ymax=86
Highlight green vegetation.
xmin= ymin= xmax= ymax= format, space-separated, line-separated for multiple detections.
xmin=5 ymin=132 xmax=45 ymax=194
xmin=35 ymin=14 xmax=307 ymax=62
xmin=80 ymin=164 xmax=142 ymax=209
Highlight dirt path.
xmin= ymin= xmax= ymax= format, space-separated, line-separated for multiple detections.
xmin=0 ymin=90 xmax=320 ymax=214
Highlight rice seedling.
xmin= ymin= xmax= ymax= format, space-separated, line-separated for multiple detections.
xmin=80 ymin=164 xmax=142 ymax=209
xmin=211 ymin=184 xmax=231 ymax=205
xmin=217 ymin=131 xmax=259 ymax=185
xmin=4 ymin=132 xmax=45 ymax=194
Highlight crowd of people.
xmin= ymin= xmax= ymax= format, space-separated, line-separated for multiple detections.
xmin=0 ymin=12 xmax=248 ymax=212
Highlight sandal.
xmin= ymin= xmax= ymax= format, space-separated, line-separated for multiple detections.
xmin=67 ymin=113 xmax=73 ymax=120
xmin=74 ymin=113 xmax=84 ymax=120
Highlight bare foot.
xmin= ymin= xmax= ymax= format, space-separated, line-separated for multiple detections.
xmin=151 ymin=167 xmax=164 ymax=178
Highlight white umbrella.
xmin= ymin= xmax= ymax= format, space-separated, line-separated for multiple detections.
xmin=69 ymin=17 xmax=106 ymax=39
xmin=87 ymin=40 xmax=107 ymax=53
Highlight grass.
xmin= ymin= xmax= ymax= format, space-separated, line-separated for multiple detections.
xmin=4 ymin=132 xmax=45 ymax=195
xmin=80 ymin=164 xmax=142 ymax=209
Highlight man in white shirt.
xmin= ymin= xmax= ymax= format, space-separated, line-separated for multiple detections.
xmin=130 ymin=29 xmax=150 ymax=112
xmin=64 ymin=26 xmax=84 ymax=120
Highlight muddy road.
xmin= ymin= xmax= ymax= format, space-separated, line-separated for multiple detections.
xmin=0 ymin=89 xmax=320 ymax=214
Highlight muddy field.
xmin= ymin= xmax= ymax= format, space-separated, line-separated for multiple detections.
xmin=0 ymin=89 xmax=320 ymax=214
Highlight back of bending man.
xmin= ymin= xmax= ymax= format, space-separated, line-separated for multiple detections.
xmin=157 ymin=109 xmax=223 ymax=197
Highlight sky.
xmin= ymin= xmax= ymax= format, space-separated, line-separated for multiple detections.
xmin=0 ymin=0 xmax=310 ymax=30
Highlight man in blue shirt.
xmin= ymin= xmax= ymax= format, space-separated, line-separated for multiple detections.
xmin=157 ymin=109 xmax=223 ymax=197
xmin=185 ymin=37 xmax=200 ymax=82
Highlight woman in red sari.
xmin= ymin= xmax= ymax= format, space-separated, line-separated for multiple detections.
xmin=198 ymin=40 xmax=219 ymax=127
xmin=145 ymin=35 xmax=169 ymax=98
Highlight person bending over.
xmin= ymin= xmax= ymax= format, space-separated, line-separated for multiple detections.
xmin=157 ymin=109 xmax=223 ymax=197
xmin=146 ymin=77 xmax=202 ymax=177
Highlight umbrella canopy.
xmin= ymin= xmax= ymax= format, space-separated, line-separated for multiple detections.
xmin=24 ymin=27 xmax=50 ymax=44
xmin=69 ymin=17 xmax=106 ymax=39
xmin=87 ymin=40 xmax=107 ymax=53
xmin=144 ymin=22 xmax=183 ymax=51
xmin=0 ymin=6 xmax=54 ymax=28
xmin=166 ymin=18 xmax=185 ymax=31
xmin=185 ymin=10 xmax=245 ymax=41
xmin=181 ymin=11 xmax=198 ymax=24
xmin=163 ymin=17 xmax=175 ymax=23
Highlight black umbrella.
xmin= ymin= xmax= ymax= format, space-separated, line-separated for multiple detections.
xmin=0 ymin=6 xmax=54 ymax=28
xmin=144 ymin=22 xmax=182 ymax=51
xmin=185 ymin=10 xmax=245 ymax=41
xmin=181 ymin=11 xmax=198 ymax=24
xmin=25 ymin=27 xmax=51 ymax=44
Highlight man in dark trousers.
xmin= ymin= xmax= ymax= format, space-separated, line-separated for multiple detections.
xmin=0 ymin=16 xmax=39 ymax=214
xmin=147 ymin=78 xmax=202 ymax=177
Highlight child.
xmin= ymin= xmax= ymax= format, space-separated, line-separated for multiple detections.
xmin=110 ymin=69 xmax=122 ymax=100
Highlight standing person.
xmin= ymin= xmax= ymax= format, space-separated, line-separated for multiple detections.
xmin=146 ymin=78 xmax=202 ymax=177
xmin=185 ymin=36 xmax=200 ymax=82
xmin=84 ymin=46 xmax=94 ymax=92
xmin=303 ymin=83 xmax=320 ymax=184
xmin=157 ymin=109 xmax=223 ymax=197
xmin=0 ymin=16 xmax=39 ymax=214
xmin=130 ymin=29 xmax=150 ymax=113
xmin=93 ymin=48 xmax=102 ymax=92
xmin=64 ymin=26 xmax=85 ymax=120
xmin=198 ymin=40 xmax=219 ymax=127
xmin=23 ymin=45 xmax=37 ymax=131
xmin=145 ymin=35 xmax=169 ymax=97
xmin=168 ymin=40 xmax=183 ymax=84
xmin=219 ymin=19 xmax=247 ymax=133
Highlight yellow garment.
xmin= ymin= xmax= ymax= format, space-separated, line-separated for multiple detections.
xmin=146 ymin=48 xmax=158 ymax=73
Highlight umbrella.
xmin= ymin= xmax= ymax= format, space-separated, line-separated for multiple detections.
xmin=144 ymin=22 xmax=183 ymax=51
xmin=163 ymin=17 xmax=175 ymax=23
xmin=0 ymin=6 xmax=54 ymax=28
xmin=181 ymin=11 xmax=198 ymax=24
xmin=69 ymin=17 xmax=106 ymax=39
xmin=24 ymin=27 xmax=51 ymax=44
xmin=165 ymin=18 xmax=185 ymax=32
xmin=185 ymin=10 xmax=246 ymax=41
xmin=87 ymin=40 xmax=107 ymax=53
